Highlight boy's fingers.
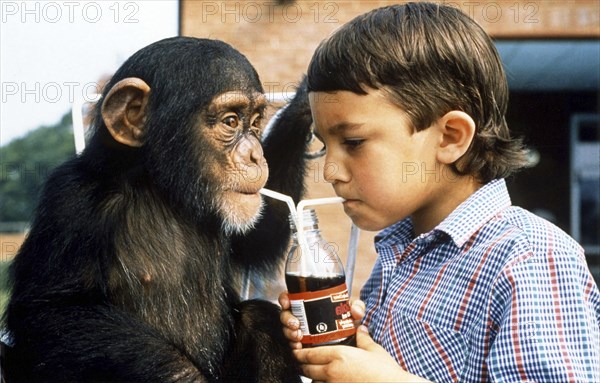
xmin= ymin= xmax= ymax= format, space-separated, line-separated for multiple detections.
xmin=299 ymin=364 xmax=327 ymax=382
xmin=293 ymin=347 xmax=333 ymax=365
xmin=279 ymin=297 xmax=303 ymax=343
xmin=351 ymin=299 xmax=366 ymax=320
xmin=280 ymin=310 xmax=299 ymax=329
xmin=278 ymin=291 xmax=290 ymax=309
xmin=284 ymin=326 xmax=303 ymax=342
xmin=355 ymin=325 xmax=378 ymax=351
xmin=289 ymin=340 xmax=303 ymax=350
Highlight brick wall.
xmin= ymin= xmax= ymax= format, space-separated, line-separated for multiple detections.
xmin=182 ymin=1 xmax=600 ymax=88
xmin=182 ymin=1 xmax=379 ymax=91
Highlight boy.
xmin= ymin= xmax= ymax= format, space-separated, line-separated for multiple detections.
xmin=279 ymin=3 xmax=600 ymax=382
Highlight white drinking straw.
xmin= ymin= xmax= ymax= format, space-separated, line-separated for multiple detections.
xmin=259 ymin=188 xmax=309 ymax=257
xmin=259 ymin=188 xmax=298 ymax=224
xmin=346 ymin=223 xmax=360 ymax=293
xmin=296 ymin=196 xmax=346 ymax=215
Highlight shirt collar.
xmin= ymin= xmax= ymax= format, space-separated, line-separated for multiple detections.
xmin=375 ymin=217 xmax=414 ymax=247
xmin=436 ymin=178 xmax=512 ymax=247
xmin=375 ymin=178 xmax=512 ymax=250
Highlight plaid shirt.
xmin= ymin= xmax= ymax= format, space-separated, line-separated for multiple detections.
xmin=360 ymin=179 xmax=600 ymax=382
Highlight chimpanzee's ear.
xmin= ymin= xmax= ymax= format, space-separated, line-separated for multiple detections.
xmin=101 ymin=77 xmax=151 ymax=147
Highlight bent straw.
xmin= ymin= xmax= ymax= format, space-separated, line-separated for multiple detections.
xmin=296 ymin=196 xmax=346 ymax=215
xmin=259 ymin=188 xmax=298 ymax=224
xmin=259 ymin=188 xmax=309 ymax=257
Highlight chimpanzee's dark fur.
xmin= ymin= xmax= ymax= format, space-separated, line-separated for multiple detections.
xmin=2 ymin=37 xmax=312 ymax=382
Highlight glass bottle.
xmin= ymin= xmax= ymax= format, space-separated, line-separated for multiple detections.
xmin=285 ymin=209 xmax=356 ymax=347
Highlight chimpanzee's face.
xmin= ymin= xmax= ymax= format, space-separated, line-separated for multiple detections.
xmin=201 ymin=90 xmax=269 ymax=234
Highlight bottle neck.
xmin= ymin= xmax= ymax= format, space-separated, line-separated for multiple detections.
xmin=289 ymin=209 xmax=320 ymax=233
xmin=291 ymin=227 xmax=321 ymax=241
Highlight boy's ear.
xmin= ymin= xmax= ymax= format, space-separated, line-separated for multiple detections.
xmin=101 ymin=77 xmax=151 ymax=147
xmin=436 ymin=111 xmax=476 ymax=165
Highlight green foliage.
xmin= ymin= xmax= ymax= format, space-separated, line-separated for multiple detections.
xmin=0 ymin=112 xmax=76 ymax=222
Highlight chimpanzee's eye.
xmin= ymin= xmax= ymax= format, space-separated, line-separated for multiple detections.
xmin=223 ymin=115 xmax=239 ymax=128
xmin=251 ymin=116 xmax=262 ymax=128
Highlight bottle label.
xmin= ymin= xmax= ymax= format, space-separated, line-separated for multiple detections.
xmin=288 ymin=283 xmax=356 ymax=345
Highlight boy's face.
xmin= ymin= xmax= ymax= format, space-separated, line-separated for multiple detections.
xmin=309 ymin=89 xmax=449 ymax=232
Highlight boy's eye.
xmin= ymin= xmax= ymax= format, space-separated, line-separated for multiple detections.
xmin=343 ymin=139 xmax=364 ymax=148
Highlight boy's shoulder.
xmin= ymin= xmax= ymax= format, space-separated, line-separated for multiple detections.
xmin=443 ymin=179 xmax=582 ymax=261
xmin=502 ymin=206 xmax=582 ymax=253
xmin=481 ymin=205 xmax=586 ymax=273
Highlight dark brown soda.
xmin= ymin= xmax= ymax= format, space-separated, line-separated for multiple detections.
xmin=285 ymin=273 xmax=356 ymax=347
xmin=285 ymin=274 xmax=346 ymax=293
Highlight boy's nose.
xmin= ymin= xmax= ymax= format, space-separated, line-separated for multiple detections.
xmin=323 ymin=159 xmax=350 ymax=184
xmin=323 ymin=161 xmax=339 ymax=183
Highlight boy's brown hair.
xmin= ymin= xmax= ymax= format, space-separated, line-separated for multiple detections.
xmin=307 ymin=2 xmax=529 ymax=183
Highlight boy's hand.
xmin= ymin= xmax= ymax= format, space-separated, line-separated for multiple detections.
xmin=278 ymin=292 xmax=367 ymax=349
xmin=278 ymin=291 xmax=303 ymax=349
xmin=293 ymin=326 xmax=431 ymax=382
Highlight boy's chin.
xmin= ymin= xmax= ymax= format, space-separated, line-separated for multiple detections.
xmin=346 ymin=211 xmax=389 ymax=232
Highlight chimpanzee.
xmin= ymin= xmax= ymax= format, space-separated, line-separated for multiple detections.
xmin=2 ymin=37 xmax=313 ymax=382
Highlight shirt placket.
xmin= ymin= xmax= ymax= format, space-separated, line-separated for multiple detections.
xmin=373 ymin=239 xmax=429 ymax=344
